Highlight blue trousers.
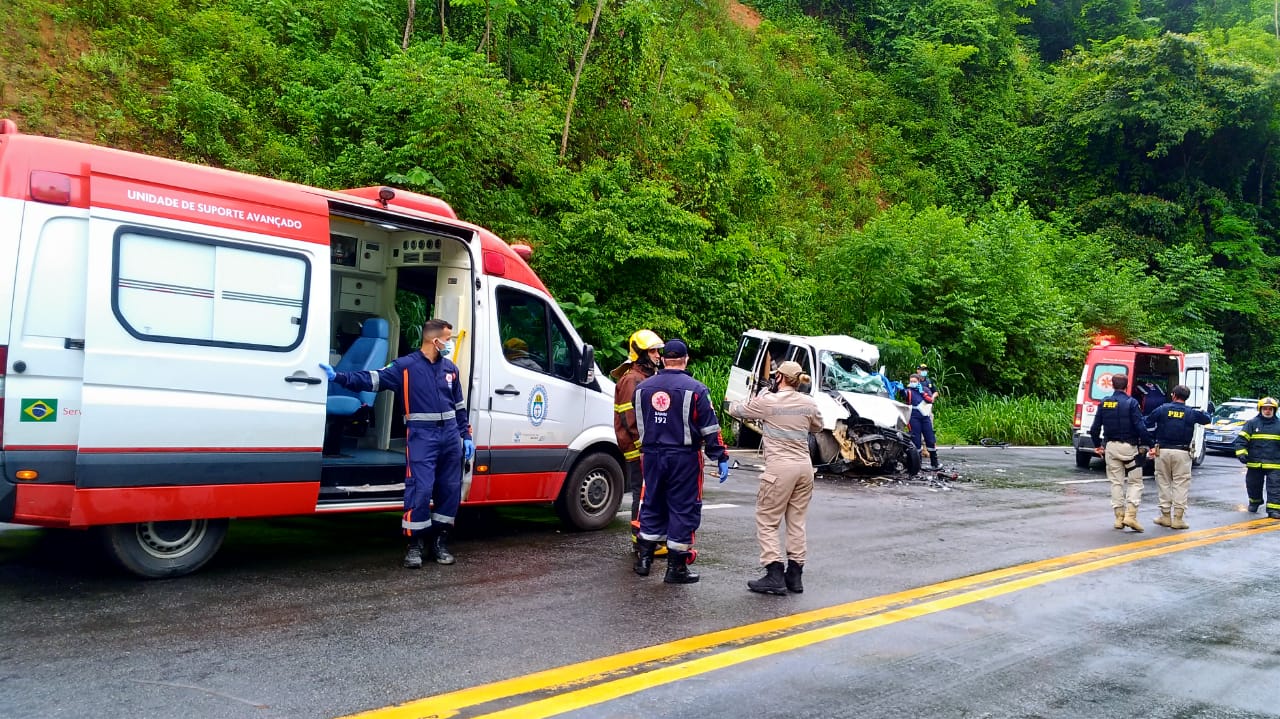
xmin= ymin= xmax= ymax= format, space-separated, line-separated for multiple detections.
xmin=402 ymin=424 xmax=463 ymax=537
xmin=910 ymin=411 xmax=936 ymax=451
xmin=638 ymin=449 xmax=704 ymax=551
xmin=1245 ymin=468 xmax=1280 ymax=512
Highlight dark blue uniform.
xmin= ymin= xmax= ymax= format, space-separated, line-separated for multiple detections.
xmin=1145 ymin=401 xmax=1211 ymax=450
xmin=335 ymin=351 xmax=470 ymax=536
xmin=1089 ymin=391 xmax=1153 ymax=449
xmin=904 ymin=386 xmax=938 ymax=469
xmin=634 ymin=369 xmax=729 ymax=551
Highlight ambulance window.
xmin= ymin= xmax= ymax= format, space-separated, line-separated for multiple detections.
xmin=496 ymin=287 xmax=552 ymax=374
xmin=734 ymin=336 xmax=761 ymax=371
xmin=113 ymin=230 xmax=308 ymax=351
xmin=1089 ymin=363 xmax=1127 ymax=401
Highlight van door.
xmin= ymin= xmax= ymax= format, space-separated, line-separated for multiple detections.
xmin=480 ymin=282 xmax=581 ymax=501
xmin=3 ymin=205 xmax=88 ymax=457
xmin=1184 ymin=353 xmax=1211 ymax=464
xmin=77 ymin=202 xmax=330 ymax=498
xmin=726 ymin=333 xmax=763 ymax=407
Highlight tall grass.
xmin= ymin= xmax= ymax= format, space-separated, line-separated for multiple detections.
xmin=935 ymin=393 xmax=1073 ymax=446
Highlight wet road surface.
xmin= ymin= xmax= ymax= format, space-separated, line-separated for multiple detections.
xmin=1 ymin=447 xmax=1277 ymax=719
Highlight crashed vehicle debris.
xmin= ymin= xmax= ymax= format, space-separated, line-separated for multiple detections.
xmin=725 ymin=330 xmax=921 ymax=476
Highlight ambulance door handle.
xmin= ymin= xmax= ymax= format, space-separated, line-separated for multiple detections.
xmin=285 ymin=376 xmax=323 ymax=385
xmin=495 ymin=387 xmax=521 ymax=396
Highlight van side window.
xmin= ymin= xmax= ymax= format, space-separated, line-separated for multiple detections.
xmin=496 ymin=287 xmax=577 ymax=378
xmin=788 ymin=347 xmax=812 ymax=377
xmin=113 ymin=229 xmax=309 ymax=351
xmin=1090 ymin=363 xmax=1127 ymax=401
xmin=734 ymin=336 xmax=761 ymax=371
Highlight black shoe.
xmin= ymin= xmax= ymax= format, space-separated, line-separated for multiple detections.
xmin=1268 ymin=510 xmax=1280 ymax=520
xmin=1248 ymin=501 xmax=1262 ymax=513
xmin=432 ymin=526 xmax=455 ymax=565
xmin=403 ymin=538 xmax=424 ymax=569
xmin=747 ymin=561 xmax=787 ymax=595
xmin=634 ymin=539 xmax=657 ymax=576
xmin=664 ymin=550 xmax=700 ymax=584
xmin=784 ymin=561 xmax=804 ymax=593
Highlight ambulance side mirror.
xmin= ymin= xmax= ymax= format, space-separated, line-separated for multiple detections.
xmin=576 ymin=344 xmax=595 ymax=384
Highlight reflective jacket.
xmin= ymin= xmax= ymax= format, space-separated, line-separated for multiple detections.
xmin=729 ymin=387 xmax=823 ymax=467
xmin=634 ymin=369 xmax=729 ymax=462
xmin=1233 ymin=413 xmax=1280 ymax=469
xmin=335 ymin=350 xmax=470 ymax=439
xmin=613 ymin=362 xmax=655 ymax=462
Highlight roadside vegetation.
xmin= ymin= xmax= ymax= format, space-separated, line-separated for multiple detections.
xmin=5 ymin=0 xmax=1280 ymax=444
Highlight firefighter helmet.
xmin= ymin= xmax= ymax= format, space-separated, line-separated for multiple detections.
xmin=628 ymin=329 xmax=664 ymax=362
xmin=1259 ymin=397 xmax=1278 ymax=411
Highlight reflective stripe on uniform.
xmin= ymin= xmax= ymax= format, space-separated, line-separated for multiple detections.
xmin=370 ymin=371 xmax=381 ymax=392
xmin=635 ymin=389 xmax=647 ymax=442
xmin=614 ymin=402 xmax=634 ymax=413
xmin=1245 ymin=462 xmax=1280 ymax=469
xmin=1239 ymin=431 xmax=1252 ymax=440
xmin=701 ymin=423 xmax=722 ymax=436
xmin=402 ymin=517 xmax=431 ymax=530
xmin=406 ymin=410 xmax=457 ymax=422
xmin=1248 ymin=433 xmax=1280 ymax=441
xmin=431 ymin=512 xmax=455 ymax=524
xmin=763 ymin=426 xmax=809 ymax=441
xmin=1236 ymin=448 xmax=1249 ymax=455
xmin=623 ymin=449 xmax=641 ymax=460
xmin=682 ymin=390 xmax=695 ymax=445
xmin=455 ymin=400 xmax=467 ymax=410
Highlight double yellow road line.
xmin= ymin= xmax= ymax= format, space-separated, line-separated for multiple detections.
xmin=341 ymin=519 xmax=1280 ymax=719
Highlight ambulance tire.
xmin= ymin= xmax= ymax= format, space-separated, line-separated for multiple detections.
xmin=734 ymin=421 xmax=761 ymax=450
xmin=1192 ymin=444 xmax=1206 ymax=467
xmin=1075 ymin=451 xmax=1093 ymax=469
xmin=98 ymin=518 xmax=229 ymax=579
xmin=555 ymin=452 xmax=624 ymax=531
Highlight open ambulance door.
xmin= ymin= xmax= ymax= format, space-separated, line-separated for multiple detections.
xmin=1184 ymin=353 xmax=1211 ymax=467
xmin=75 ymin=177 xmax=332 ymax=577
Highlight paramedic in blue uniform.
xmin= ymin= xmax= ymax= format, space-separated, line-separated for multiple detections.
xmin=904 ymin=373 xmax=940 ymax=472
xmin=322 ymin=318 xmax=474 ymax=569
xmin=1144 ymin=384 xmax=1211 ymax=530
xmin=632 ymin=339 xmax=730 ymax=584
xmin=1089 ymin=372 xmax=1153 ymax=532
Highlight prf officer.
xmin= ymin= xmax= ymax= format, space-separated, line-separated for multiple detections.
xmin=1144 ymin=384 xmax=1210 ymax=530
xmin=1089 ymin=372 xmax=1153 ymax=532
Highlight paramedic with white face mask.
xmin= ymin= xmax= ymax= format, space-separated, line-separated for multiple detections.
xmin=323 ymin=318 xmax=475 ymax=568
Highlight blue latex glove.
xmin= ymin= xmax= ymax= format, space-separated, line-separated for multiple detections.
xmin=319 ymin=363 xmax=336 ymax=381
xmin=463 ymin=438 xmax=475 ymax=461
xmin=718 ymin=459 xmax=729 ymax=483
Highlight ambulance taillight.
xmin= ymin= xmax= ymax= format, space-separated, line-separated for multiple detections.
xmin=1073 ymin=404 xmax=1082 ymax=428
xmin=29 ymin=171 xmax=72 ymax=205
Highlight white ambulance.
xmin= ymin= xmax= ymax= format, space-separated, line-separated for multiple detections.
xmin=0 ymin=120 xmax=624 ymax=577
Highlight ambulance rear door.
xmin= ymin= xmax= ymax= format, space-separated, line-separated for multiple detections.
xmin=1184 ymin=352 xmax=1211 ymax=465
xmin=75 ymin=174 xmax=332 ymax=512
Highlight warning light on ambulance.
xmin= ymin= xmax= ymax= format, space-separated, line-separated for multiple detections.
xmin=1093 ymin=334 xmax=1115 ymax=348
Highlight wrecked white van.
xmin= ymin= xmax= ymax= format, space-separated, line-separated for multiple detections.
xmin=725 ymin=330 xmax=920 ymax=475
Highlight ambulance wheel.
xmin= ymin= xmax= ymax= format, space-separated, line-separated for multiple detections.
xmin=1192 ymin=445 xmax=1206 ymax=467
xmin=1076 ymin=451 xmax=1093 ymax=469
xmin=555 ymin=452 xmax=624 ymax=531
xmin=98 ymin=519 xmax=229 ymax=579
xmin=734 ymin=421 xmax=761 ymax=449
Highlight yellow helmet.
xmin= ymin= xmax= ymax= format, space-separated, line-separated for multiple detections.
xmin=1259 ymin=397 xmax=1279 ymax=410
xmin=628 ymin=329 xmax=664 ymax=362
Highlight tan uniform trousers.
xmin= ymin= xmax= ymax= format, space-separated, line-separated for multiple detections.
xmin=1105 ymin=441 xmax=1144 ymax=509
xmin=1154 ymin=448 xmax=1193 ymax=512
xmin=756 ymin=461 xmax=814 ymax=565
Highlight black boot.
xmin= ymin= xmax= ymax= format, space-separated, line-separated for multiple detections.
xmin=664 ymin=550 xmax=700 ymax=584
xmin=784 ymin=561 xmax=804 ymax=593
xmin=747 ymin=561 xmax=787 ymax=595
xmin=432 ymin=525 xmax=455 ymax=565
xmin=403 ymin=536 xmax=424 ymax=569
xmin=1248 ymin=500 xmax=1262 ymax=513
xmin=930 ymin=449 xmax=940 ymax=470
xmin=634 ymin=539 xmax=657 ymax=576
xmin=1269 ymin=510 xmax=1280 ymax=520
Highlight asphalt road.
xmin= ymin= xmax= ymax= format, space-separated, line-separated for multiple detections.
xmin=1 ymin=447 xmax=1277 ymax=719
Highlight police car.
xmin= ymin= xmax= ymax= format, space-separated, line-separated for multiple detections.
xmin=1203 ymin=398 xmax=1259 ymax=454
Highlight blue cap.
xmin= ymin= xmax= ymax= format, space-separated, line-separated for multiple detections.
xmin=661 ymin=339 xmax=689 ymax=358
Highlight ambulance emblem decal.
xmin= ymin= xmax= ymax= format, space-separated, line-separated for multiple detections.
xmin=21 ymin=399 xmax=58 ymax=422
xmin=528 ymin=385 xmax=548 ymax=427
xmin=650 ymin=391 xmax=671 ymax=412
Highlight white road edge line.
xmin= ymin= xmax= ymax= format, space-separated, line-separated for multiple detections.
xmin=1056 ymin=479 xmax=1109 ymax=485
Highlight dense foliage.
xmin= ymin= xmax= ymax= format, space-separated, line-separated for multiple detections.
xmin=6 ymin=0 xmax=1280 ymax=406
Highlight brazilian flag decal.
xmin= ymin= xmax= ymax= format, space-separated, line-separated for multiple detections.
xmin=21 ymin=399 xmax=58 ymax=422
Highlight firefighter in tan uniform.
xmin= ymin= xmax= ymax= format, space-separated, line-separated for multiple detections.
xmin=728 ymin=360 xmax=823 ymax=595
xmin=612 ymin=329 xmax=665 ymax=552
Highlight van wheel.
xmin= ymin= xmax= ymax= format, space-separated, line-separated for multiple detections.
xmin=1075 ymin=451 xmax=1093 ymax=469
xmin=734 ymin=421 xmax=761 ymax=449
xmin=98 ymin=519 xmax=229 ymax=579
xmin=555 ymin=452 xmax=624 ymax=531
xmin=1192 ymin=445 xmax=1206 ymax=467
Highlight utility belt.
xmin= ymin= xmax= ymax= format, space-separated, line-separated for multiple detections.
xmin=1104 ymin=439 xmax=1136 ymax=446
xmin=1157 ymin=444 xmax=1191 ymax=452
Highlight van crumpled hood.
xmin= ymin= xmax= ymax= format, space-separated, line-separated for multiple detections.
xmin=816 ymin=391 xmax=911 ymax=431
